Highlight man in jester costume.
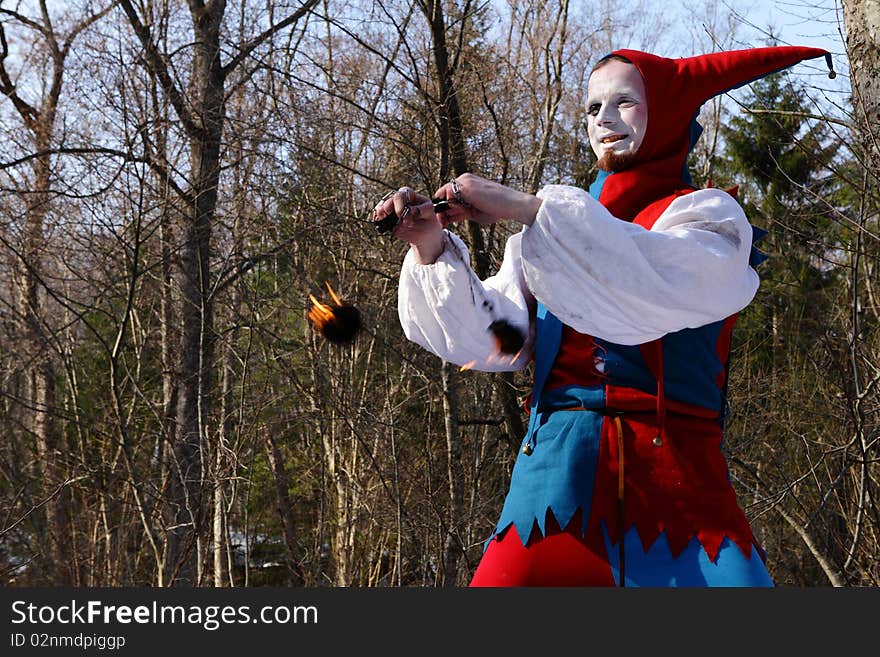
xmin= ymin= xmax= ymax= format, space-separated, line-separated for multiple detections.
xmin=373 ymin=45 xmax=834 ymax=586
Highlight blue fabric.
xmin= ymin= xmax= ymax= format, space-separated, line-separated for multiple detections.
xmin=594 ymin=338 xmax=657 ymax=393
xmin=750 ymin=224 xmax=769 ymax=267
xmin=589 ymin=169 xmax=610 ymax=200
xmin=537 ymin=384 xmax=607 ymax=412
xmin=659 ymin=321 xmax=728 ymax=412
xmin=594 ymin=321 xmax=728 ymax=414
xmin=531 ymin=303 xmax=563 ymax=412
xmin=496 ymin=408 xmax=604 ymax=542
xmin=524 ymin=303 xmax=563 ymax=445
xmin=602 ymin=525 xmax=774 ymax=587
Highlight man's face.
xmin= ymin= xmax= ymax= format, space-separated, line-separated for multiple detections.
xmin=586 ymin=60 xmax=648 ymax=171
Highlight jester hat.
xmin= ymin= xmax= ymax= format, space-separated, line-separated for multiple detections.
xmin=589 ymin=46 xmax=834 ymax=225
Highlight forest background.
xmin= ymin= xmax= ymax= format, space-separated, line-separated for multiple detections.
xmin=0 ymin=0 xmax=877 ymax=587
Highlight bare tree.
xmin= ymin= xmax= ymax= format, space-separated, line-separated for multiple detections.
xmin=0 ymin=0 xmax=873 ymax=588
xmin=116 ymin=0 xmax=317 ymax=585
xmin=840 ymin=0 xmax=880 ymax=585
xmin=842 ymin=0 xmax=880 ymax=189
xmin=0 ymin=0 xmax=114 ymax=586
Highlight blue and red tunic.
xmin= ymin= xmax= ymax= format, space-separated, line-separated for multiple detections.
xmin=471 ymin=46 xmax=833 ymax=586
xmin=472 ymin=186 xmax=771 ymax=587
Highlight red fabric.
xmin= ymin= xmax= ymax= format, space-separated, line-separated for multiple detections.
xmin=603 ymin=385 xmax=720 ymax=418
xmin=585 ymin=413 xmax=757 ymax=562
xmin=470 ymin=511 xmax=615 ymax=587
xmin=636 ymin=341 xmax=663 ymax=386
xmin=715 ymin=315 xmax=738 ymax=388
xmin=544 ymin=326 xmax=606 ymax=391
xmin=632 ymin=190 xmax=690 ymax=228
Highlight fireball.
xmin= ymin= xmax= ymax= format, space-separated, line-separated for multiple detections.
xmin=307 ymin=282 xmax=361 ymax=344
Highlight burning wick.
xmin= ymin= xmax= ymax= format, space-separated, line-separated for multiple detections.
xmin=459 ymin=320 xmax=526 ymax=371
xmin=308 ymin=282 xmax=362 ymax=344
xmin=489 ymin=320 xmax=525 ymax=355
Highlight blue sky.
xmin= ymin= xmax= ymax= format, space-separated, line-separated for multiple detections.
xmin=733 ymin=0 xmax=848 ymax=71
xmin=712 ymin=1 xmax=851 ymax=114
xmin=748 ymin=1 xmax=846 ymax=54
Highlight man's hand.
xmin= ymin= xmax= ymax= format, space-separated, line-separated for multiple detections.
xmin=432 ymin=173 xmax=543 ymax=228
xmin=372 ymin=187 xmax=445 ymax=264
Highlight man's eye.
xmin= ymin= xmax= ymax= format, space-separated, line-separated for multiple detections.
xmin=587 ymin=104 xmax=600 ymax=116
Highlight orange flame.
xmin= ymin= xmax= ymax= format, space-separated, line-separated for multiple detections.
xmin=324 ymin=280 xmax=343 ymax=306
xmin=489 ymin=349 xmax=524 ymax=367
xmin=458 ymin=348 xmax=523 ymax=373
xmin=308 ymin=295 xmax=334 ymax=330
xmin=308 ymin=282 xmax=344 ymax=330
xmin=307 ymin=281 xmax=362 ymax=344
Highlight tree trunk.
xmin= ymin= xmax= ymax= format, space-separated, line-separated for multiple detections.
xmin=842 ymin=0 xmax=880 ymax=188
xmin=21 ymin=204 xmax=68 ymax=586
xmin=423 ymin=0 xmax=472 ymax=586
xmin=153 ymin=67 xmax=177 ymax=586
xmin=11 ymin=82 xmax=70 ymax=589
xmin=213 ymin=361 xmax=230 ymax=588
xmin=118 ymin=0 xmax=316 ymax=585
xmin=265 ymin=432 xmax=305 ymax=584
xmin=165 ymin=2 xmax=227 ymax=587
xmin=841 ymin=0 xmax=880 ymax=585
xmin=440 ymin=362 xmax=465 ymax=586
xmin=157 ymin=206 xmax=177 ymax=585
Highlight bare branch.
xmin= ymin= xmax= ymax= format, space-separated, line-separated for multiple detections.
xmin=222 ymin=0 xmax=318 ymax=77
xmin=0 ymin=146 xmax=192 ymax=201
xmin=0 ymin=20 xmax=39 ymax=129
xmin=61 ymin=1 xmax=118 ymax=58
xmin=742 ymin=106 xmax=852 ymax=128
xmin=117 ymin=0 xmax=200 ymax=137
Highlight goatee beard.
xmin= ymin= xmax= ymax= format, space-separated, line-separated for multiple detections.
xmin=597 ymin=149 xmax=638 ymax=172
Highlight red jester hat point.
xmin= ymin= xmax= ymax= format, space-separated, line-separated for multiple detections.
xmin=594 ymin=46 xmax=833 ymax=223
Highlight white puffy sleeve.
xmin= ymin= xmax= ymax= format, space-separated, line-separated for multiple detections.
xmin=520 ymin=185 xmax=759 ymax=345
xmin=397 ymin=230 xmax=535 ymax=371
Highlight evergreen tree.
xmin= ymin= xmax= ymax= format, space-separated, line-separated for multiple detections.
xmin=718 ymin=73 xmax=843 ymax=364
xmin=714 ymin=73 xmax=867 ymax=584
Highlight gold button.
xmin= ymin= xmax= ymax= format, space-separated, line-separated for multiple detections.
xmin=652 ymin=435 xmax=663 ymax=447
xmin=522 ymin=443 xmax=533 ymax=455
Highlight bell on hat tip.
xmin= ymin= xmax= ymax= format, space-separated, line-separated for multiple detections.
xmin=824 ymin=53 xmax=836 ymax=79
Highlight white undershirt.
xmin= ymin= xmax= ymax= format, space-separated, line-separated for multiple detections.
xmin=397 ymin=185 xmax=759 ymax=372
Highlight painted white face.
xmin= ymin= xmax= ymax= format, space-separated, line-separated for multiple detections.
xmin=586 ymin=59 xmax=648 ymax=170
